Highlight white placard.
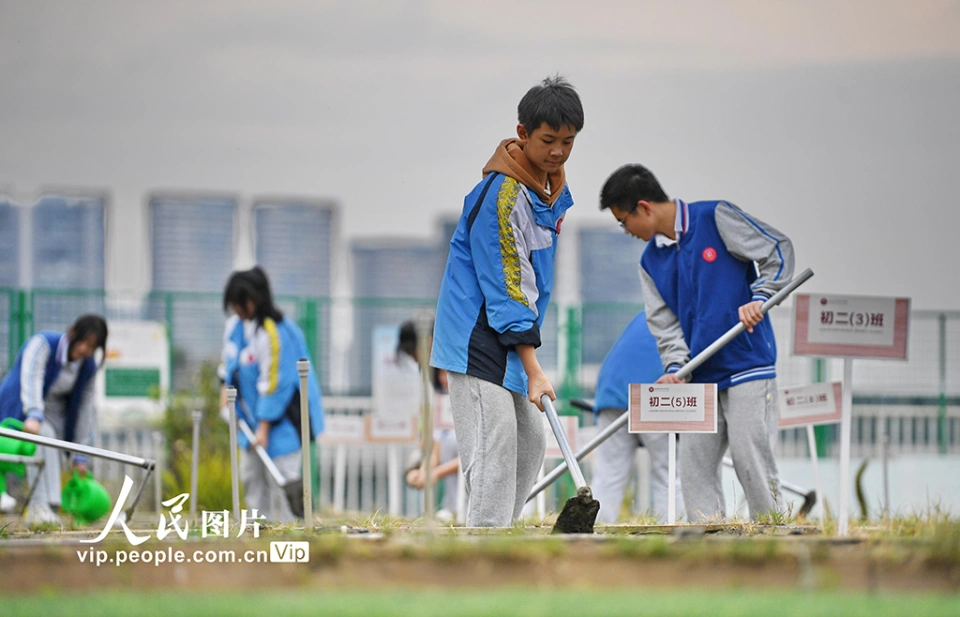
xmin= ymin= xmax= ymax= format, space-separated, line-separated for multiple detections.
xmin=94 ymin=320 xmax=169 ymax=429
xmin=778 ymin=382 xmax=843 ymax=428
xmin=320 ymin=414 xmax=366 ymax=444
xmin=793 ymin=293 xmax=910 ymax=359
xmin=806 ymin=295 xmax=896 ymax=346
xmin=365 ymin=414 xmax=418 ymax=443
xmin=629 ymin=383 xmax=718 ymax=433
xmin=542 ymin=414 xmax=578 ymax=459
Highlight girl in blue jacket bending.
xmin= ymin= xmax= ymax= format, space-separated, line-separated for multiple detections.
xmin=0 ymin=314 xmax=108 ymax=525
xmin=220 ymin=267 xmax=324 ymax=522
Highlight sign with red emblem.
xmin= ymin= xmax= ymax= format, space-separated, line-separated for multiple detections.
xmin=628 ymin=383 xmax=718 ymax=433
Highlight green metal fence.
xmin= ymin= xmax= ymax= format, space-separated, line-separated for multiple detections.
xmin=2 ymin=287 xmax=958 ymax=454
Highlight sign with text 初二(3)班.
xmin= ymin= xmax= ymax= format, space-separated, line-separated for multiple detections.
xmin=792 ymin=293 xmax=910 ymax=359
xmin=628 ymin=383 xmax=717 ymax=434
xmin=778 ymin=382 xmax=843 ymax=428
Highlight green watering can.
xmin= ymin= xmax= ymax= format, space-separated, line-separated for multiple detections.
xmin=0 ymin=417 xmax=38 ymax=495
xmin=62 ymin=469 xmax=112 ymax=524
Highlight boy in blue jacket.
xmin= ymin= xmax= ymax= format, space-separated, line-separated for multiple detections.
xmin=599 ymin=163 xmax=795 ymax=522
xmin=431 ymin=75 xmax=584 ymax=527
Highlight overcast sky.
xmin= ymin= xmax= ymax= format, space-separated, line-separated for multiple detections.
xmin=2 ymin=1 xmax=959 ymax=308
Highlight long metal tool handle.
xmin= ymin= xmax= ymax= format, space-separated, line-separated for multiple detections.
xmin=237 ymin=417 xmax=288 ymax=487
xmin=541 ymin=395 xmax=587 ymax=490
xmin=527 ymin=268 xmax=815 ymax=502
xmin=297 ymin=358 xmax=313 ymax=529
xmin=0 ymin=427 xmax=153 ymax=469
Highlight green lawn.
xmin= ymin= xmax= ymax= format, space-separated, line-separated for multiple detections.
xmin=6 ymin=589 xmax=960 ymax=617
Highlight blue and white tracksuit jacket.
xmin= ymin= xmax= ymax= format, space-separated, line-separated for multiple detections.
xmin=221 ymin=315 xmax=325 ymax=458
xmin=640 ymin=199 xmax=795 ymax=391
xmin=431 ymin=172 xmax=573 ymax=396
xmin=0 ymin=331 xmax=98 ymax=465
xmin=592 ymin=311 xmax=664 ymax=415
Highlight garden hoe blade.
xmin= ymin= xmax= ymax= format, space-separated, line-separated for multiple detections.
xmin=281 ymin=479 xmax=306 ymax=520
xmin=542 ymin=396 xmax=600 ymax=534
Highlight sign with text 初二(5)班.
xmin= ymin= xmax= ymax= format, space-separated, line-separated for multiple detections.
xmin=628 ymin=383 xmax=717 ymax=434
xmin=792 ymin=293 xmax=910 ymax=359
xmin=778 ymin=382 xmax=843 ymax=428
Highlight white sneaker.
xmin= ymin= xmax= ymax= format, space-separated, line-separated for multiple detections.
xmin=26 ymin=502 xmax=61 ymax=526
xmin=0 ymin=491 xmax=16 ymax=513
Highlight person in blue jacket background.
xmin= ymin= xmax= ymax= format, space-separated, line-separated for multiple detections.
xmin=0 ymin=314 xmax=108 ymax=525
xmin=431 ymin=75 xmax=584 ymax=527
xmin=220 ymin=266 xmax=324 ymax=522
xmin=592 ymin=311 xmax=684 ymax=523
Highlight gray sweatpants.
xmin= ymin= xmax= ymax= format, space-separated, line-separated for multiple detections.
xmin=26 ymin=395 xmax=80 ymax=510
xmin=447 ymin=372 xmax=545 ymax=527
xmin=680 ymin=378 xmax=782 ymax=522
xmin=592 ymin=408 xmax=684 ymax=524
xmin=240 ymin=447 xmax=303 ymax=523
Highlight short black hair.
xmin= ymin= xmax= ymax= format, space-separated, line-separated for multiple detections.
xmin=518 ymin=75 xmax=584 ymax=134
xmin=222 ymin=266 xmax=284 ymax=325
xmin=70 ymin=314 xmax=108 ymax=353
xmin=599 ymin=164 xmax=670 ymax=212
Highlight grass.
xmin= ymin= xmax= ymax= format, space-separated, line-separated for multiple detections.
xmin=5 ymin=589 xmax=960 ymax=617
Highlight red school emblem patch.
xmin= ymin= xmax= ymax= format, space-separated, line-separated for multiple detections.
xmin=702 ymin=247 xmax=717 ymax=262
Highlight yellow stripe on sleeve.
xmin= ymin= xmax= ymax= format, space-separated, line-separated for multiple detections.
xmin=496 ymin=177 xmax=528 ymax=307
xmin=263 ymin=318 xmax=280 ymax=394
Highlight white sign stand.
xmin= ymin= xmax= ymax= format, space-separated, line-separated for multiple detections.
xmin=806 ymin=425 xmax=824 ymax=523
xmin=793 ymin=293 xmax=910 ymax=536
xmin=320 ymin=415 xmax=366 ymax=514
xmin=630 ymin=382 xmax=718 ymax=524
xmin=838 ymin=359 xmax=854 ymax=535
xmin=779 ymin=380 xmax=843 ymax=523
xmin=667 ymin=433 xmax=677 ymax=524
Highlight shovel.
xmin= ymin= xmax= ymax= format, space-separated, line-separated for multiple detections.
xmin=542 ymin=395 xmax=600 ymax=534
xmin=528 ymin=267 xmax=815 ymax=504
xmin=236 ymin=420 xmax=305 ymax=520
xmin=567 ymin=398 xmax=818 ymax=518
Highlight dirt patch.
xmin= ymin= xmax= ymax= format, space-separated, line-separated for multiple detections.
xmin=1 ymin=527 xmax=958 ymax=595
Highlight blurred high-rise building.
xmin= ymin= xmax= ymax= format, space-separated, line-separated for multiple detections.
xmin=0 ymin=197 xmax=19 ymax=288
xmin=578 ymin=227 xmax=646 ymax=365
xmin=148 ymin=192 xmax=237 ymax=389
xmin=349 ymin=237 xmax=447 ymax=394
xmin=253 ymin=199 xmax=336 ymax=297
xmin=29 ymin=193 xmax=107 ymax=332
xmin=253 ymin=198 xmax=338 ymax=389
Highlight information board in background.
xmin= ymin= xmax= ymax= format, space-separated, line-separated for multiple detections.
xmin=793 ymin=293 xmax=910 ymax=359
xmin=371 ymin=325 xmax=421 ymax=419
xmin=94 ymin=321 xmax=169 ymax=429
xmin=365 ymin=414 xmax=418 ymax=443
xmin=778 ymin=382 xmax=843 ymax=428
xmin=628 ymin=383 xmax=717 ymax=433
xmin=320 ymin=414 xmax=366 ymax=445
xmin=434 ymin=392 xmax=455 ymax=431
